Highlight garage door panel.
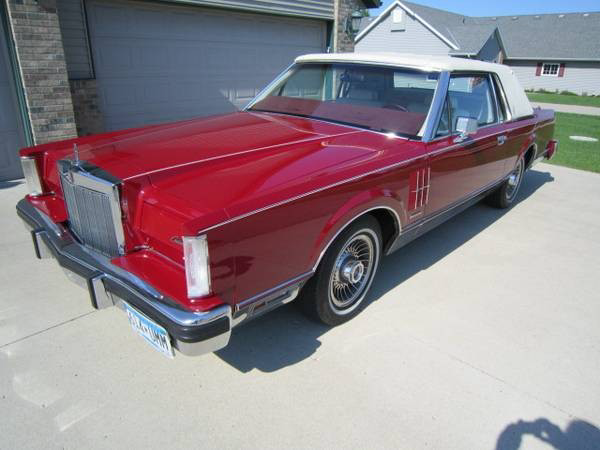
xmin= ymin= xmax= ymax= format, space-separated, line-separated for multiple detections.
xmin=0 ymin=15 xmax=26 ymax=180
xmin=87 ymin=0 xmax=326 ymax=131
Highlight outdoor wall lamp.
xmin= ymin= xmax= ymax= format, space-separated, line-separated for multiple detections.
xmin=346 ymin=10 xmax=364 ymax=35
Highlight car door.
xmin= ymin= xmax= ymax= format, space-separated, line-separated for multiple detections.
xmin=424 ymin=73 xmax=506 ymax=216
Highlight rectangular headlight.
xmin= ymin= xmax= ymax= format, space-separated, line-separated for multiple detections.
xmin=183 ymin=235 xmax=211 ymax=298
xmin=20 ymin=156 xmax=43 ymax=196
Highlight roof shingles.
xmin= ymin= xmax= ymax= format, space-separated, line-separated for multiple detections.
xmin=366 ymin=1 xmax=600 ymax=60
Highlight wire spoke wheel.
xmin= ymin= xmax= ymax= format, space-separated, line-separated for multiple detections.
xmin=328 ymin=231 xmax=377 ymax=314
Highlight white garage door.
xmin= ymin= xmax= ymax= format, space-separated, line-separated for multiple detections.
xmin=86 ymin=0 xmax=327 ymax=131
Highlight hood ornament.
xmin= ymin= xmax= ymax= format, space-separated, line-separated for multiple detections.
xmin=73 ymin=143 xmax=80 ymax=166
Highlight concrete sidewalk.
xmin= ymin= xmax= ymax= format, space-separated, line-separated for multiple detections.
xmin=532 ymin=102 xmax=600 ymax=116
xmin=1 ymin=164 xmax=600 ymax=449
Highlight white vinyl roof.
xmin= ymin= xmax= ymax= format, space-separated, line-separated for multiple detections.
xmin=295 ymin=53 xmax=533 ymax=119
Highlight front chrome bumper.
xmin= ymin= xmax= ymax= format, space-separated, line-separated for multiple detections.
xmin=16 ymin=198 xmax=232 ymax=357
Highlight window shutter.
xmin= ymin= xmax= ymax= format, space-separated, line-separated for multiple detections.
xmin=535 ymin=63 xmax=542 ymax=76
xmin=558 ymin=63 xmax=566 ymax=77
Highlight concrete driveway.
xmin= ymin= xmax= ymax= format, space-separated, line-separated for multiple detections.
xmin=1 ymin=164 xmax=600 ymax=450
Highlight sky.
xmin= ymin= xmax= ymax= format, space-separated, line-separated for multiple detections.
xmin=371 ymin=0 xmax=600 ymax=16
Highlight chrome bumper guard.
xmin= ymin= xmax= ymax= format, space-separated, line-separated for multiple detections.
xmin=16 ymin=199 xmax=232 ymax=357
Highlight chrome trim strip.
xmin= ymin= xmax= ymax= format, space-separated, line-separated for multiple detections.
xmin=424 ymin=167 xmax=431 ymax=205
xmin=236 ymin=272 xmax=313 ymax=311
xmin=233 ymin=287 xmax=300 ymax=326
xmin=398 ymin=172 xmax=509 ymax=239
xmin=427 ymin=125 xmax=533 ymax=157
xmin=196 ymin=162 xmax=416 ymax=235
xmin=422 ymin=71 xmax=450 ymax=142
xmin=20 ymin=156 xmax=43 ymax=196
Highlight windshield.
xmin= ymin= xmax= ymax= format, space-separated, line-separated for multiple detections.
xmin=249 ymin=63 xmax=440 ymax=138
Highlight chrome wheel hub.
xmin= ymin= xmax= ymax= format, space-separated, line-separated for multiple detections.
xmin=506 ymin=159 xmax=524 ymax=200
xmin=329 ymin=232 xmax=376 ymax=313
xmin=341 ymin=260 xmax=365 ymax=284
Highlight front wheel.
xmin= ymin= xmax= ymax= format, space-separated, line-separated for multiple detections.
xmin=299 ymin=216 xmax=382 ymax=326
xmin=486 ymin=156 xmax=525 ymax=209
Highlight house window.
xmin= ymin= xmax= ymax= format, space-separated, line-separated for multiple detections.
xmin=542 ymin=63 xmax=560 ymax=76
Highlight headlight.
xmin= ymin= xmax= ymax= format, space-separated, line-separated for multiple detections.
xmin=183 ymin=235 xmax=211 ymax=298
xmin=20 ymin=156 xmax=43 ymax=196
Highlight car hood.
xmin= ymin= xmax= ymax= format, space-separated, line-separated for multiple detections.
xmin=43 ymin=111 xmax=411 ymax=234
xmin=52 ymin=112 xmax=356 ymax=181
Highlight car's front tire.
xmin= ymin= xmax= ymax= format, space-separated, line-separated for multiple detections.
xmin=299 ymin=216 xmax=382 ymax=326
xmin=486 ymin=155 xmax=525 ymax=209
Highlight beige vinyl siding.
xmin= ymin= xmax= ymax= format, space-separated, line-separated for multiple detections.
xmin=507 ymin=60 xmax=600 ymax=95
xmin=356 ymin=5 xmax=452 ymax=55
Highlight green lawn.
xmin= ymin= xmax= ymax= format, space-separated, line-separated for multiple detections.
xmin=544 ymin=112 xmax=600 ymax=173
xmin=527 ymin=92 xmax=600 ymax=108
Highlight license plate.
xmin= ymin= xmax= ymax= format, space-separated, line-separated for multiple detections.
xmin=124 ymin=303 xmax=174 ymax=358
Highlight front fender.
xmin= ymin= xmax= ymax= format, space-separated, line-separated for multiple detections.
xmin=308 ymin=188 xmax=405 ymax=271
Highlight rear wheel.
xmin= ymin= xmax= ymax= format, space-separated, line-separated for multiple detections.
xmin=486 ymin=156 xmax=525 ymax=209
xmin=299 ymin=216 xmax=382 ymax=326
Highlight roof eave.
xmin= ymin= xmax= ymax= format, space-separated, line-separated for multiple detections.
xmin=505 ymin=56 xmax=600 ymax=61
xmin=362 ymin=0 xmax=381 ymax=8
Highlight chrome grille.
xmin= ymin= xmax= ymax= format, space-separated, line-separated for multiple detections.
xmin=59 ymin=161 xmax=124 ymax=256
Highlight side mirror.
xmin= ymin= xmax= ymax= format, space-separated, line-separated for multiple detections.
xmin=454 ymin=117 xmax=478 ymax=143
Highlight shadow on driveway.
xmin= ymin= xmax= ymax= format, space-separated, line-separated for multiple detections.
xmin=496 ymin=418 xmax=600 ymax=450
xmin=216 ymin=169 xmax=555 ymax=373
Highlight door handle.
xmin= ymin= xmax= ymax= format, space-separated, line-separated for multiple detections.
xmin=497 ymin=135 xmax=507 ymax=146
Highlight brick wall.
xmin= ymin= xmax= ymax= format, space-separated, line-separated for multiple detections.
xmin=70 ymin=79 xmax=104 ymax=136
xmin=334 ymin=0 xmax=368 ymax=52
xmin=6 ymin=0 xmax=77 ymax=144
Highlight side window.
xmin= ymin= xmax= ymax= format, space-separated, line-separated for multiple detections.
xmin=279 ymin=66 xmax=326 ymax=99
xmin=435 ymin=98 xmax=451 ymax=137
xmin=447 ymin=74 xmax=498 ymax=129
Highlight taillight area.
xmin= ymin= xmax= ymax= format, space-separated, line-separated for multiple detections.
xmin=545 ymin=140 xmax=558 ymax=160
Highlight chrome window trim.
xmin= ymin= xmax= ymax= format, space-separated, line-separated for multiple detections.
xmin=491 ymin=72 xmax=513 ymax=122
xmin=422 ymin=71 xmax=450 ymax=142
xmin=488 ymin=72 xmax=502 ymax=124
xmin=244 ymin=62 xmax=295 ymax=110
xmin=426 ymin=71 xmax=517 ymax=145
xmin=58 ymin=159 xmax=126 ymax=255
